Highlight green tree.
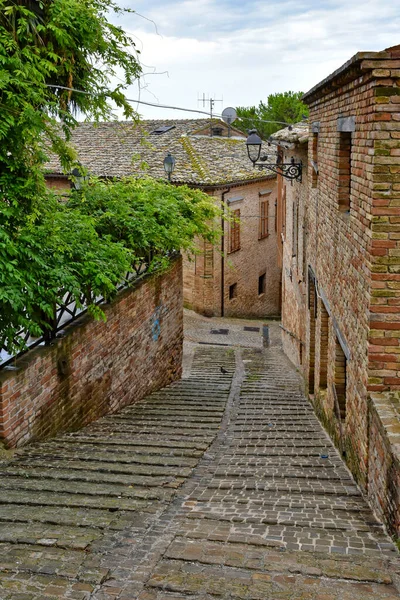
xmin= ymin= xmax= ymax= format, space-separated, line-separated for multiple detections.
xmin=0 ymin=0 xmax=222 ymax=358
xmin=235 ymin=91 xmax=309 ymax=140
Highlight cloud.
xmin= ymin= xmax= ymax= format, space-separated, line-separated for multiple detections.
xmin=110 ymin=0 xmax=400 ymax=119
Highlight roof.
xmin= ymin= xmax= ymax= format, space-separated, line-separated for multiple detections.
xmin=270 ymin=122 xmax=309 ymax=146
xmin=46 ymin=119 xmax=276 ymax=187
xmin=303 ymin=44 xmax=400 ymax=105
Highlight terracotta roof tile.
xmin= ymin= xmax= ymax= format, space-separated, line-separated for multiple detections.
xmin=46 ymin=119 xmax=275 ymax=185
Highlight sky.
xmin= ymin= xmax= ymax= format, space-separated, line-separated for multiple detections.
xmin=110 ymin=0 xmax=400 ymax=121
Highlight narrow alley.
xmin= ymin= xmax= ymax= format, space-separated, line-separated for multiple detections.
xmin=0 ymin=314 xmax=399 ymax=600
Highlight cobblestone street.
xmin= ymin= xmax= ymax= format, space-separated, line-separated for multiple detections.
xmin=0 ymin=313 xmax=399 ymax=599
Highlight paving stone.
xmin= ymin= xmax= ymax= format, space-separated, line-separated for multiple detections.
xmin=0 ymin=326 xmax=398 ymax=600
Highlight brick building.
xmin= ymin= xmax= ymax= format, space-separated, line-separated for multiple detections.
xmin=46 ymin=119 xmax=281 ymax=318
xmin=274 ymin=45 xmax=400 ymax=536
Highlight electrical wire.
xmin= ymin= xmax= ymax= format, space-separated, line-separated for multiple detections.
xmin=45 ymin=84 xmax=295 ymax=126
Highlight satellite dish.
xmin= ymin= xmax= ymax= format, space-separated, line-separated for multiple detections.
xmin=222 ymin=107 xmax=237 ymax=125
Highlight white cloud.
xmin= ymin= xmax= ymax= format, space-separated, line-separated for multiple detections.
xmin=110 ymin=0 xmax=400 ymax=119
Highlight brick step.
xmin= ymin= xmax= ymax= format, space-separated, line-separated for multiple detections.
xmin=0 ymin=504 xmax=124 ymax=529
xmin=164 ymin=537 xmax=397 ymax=583
xmin=0 ymin=475 xmax=181 ymax=498
xmin=58 ymin=435 xmax=210 ymax=451
xmin=230 ymin=433 xmax=328 ymax=441
xmin=0 ymin=489 xmax=152 ymax=511
xmin=122 ymin=407 xmax=225 ymax=416
xmin=16 ymin=451 xmax=199 ymax=468
xmin=231 ymin=448 xmax=344 ymax=460
xmin=83 ymin=426 xmax=215 ymax=444
xmin=189 ymin=491 xmax=370 ymax=511
xmin=205 ymin=480 xmax=360 ymax=495
xmin=176 ymin=519 xmax=395 ymax=555
xmin=0 ymin=465 xmax=191 ymax=486
xmin=182 ymin=497 xmax=376 ymax=515
xmin=0 ymin=541 xmax=109 ymax=583
xmin=211 ymin=469 xmax=352 ymax=481
xmin=182 ymin=508 xmax=384 ymax=533
xmin=145 ymin=557 xmax=399 ymax=599
xmin=0 ymin=522 xmax=102 ymax=551
xmin=84 ymin=423 xmax=219 ymax=438
xmin=108 ymin=416 xmax=222 ymax=427
xmin=218 ymin=457 xmax=344 ymax=467
xmin=34 ymin=440 xmax=205 ymax=458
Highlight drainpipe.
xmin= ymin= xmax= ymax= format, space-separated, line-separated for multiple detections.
xmin=220 ymin=187 xmax=231 ymax=317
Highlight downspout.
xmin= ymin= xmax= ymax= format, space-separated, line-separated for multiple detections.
xmin=220 ymin=187 xmax=231 ymax=317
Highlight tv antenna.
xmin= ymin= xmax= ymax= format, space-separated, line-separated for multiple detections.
xmin=198 ymin=93 xmax=223 ymax=135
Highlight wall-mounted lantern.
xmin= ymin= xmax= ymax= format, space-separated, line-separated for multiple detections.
xmin=246 ymin=130 xmax=302 ymax=182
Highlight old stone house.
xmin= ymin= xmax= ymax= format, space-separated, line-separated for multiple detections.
xmin=273 ymin=45 xmax=400 ymax=536
xmin=46 ymin=119 xmax=281 ymax=318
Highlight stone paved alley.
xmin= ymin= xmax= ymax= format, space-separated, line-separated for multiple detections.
xmin=0 ymin=312 xmax=399 ymax=599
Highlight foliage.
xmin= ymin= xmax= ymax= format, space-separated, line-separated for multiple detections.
xmin=0 ymin=178 xmax=222 ymax=357
xmin=0 ymin=0 xmax=142 ymax=213
xmin=67 ymin=177 xmax=222 ymax=267
xmin=235 ymin=91 xmax=309 ymax=140
xmin=0 ymin=1 xmax=223 ymax=359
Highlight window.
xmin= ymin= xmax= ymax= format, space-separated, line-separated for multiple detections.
xmin=229 ymin=283 xmax=237 ymax=300
xmin=229 ymin=209 xmax=241 ymax=253
xmin=282 ymin=187 xmax=287 ymax=239
xmin=338 ymin=132 xmax=351 ymax=212
xmin=308 ymin=272 xmax=317 ymax=394
xmin=319 ymin=304 xmax=329 ymax=390
xmin=203 ymin=241 xmax=213 ymax=278
xmin=259 ymin=200 xmax=269 ymax=239
xmin=311 ymin=130 xmax=319 ymax=188
xmin=292 ymin=201 xmax=298 ymax=258
xmin=150 ymin=125 xmax=176 ymax=135
xmin=258 ymin=273 xmax=266 ymax=295
xmin=337 ymin=116 xmax=355 ymax=214
xmin=334 ymin=337 xmax=347 ymax=422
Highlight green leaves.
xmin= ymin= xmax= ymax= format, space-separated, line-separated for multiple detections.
xmin=67 ymin=176 xmax=222 ymax=268
xmin=235 ymin=91 xmax=309 ymax=140
xmin=0 ymin=0 xmax=222 ymax=360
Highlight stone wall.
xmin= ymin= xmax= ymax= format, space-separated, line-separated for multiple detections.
xmin=183 ymin=179 xmax=281 ymax=318
xmin=0 ymin=257 xmax=183 ymax=448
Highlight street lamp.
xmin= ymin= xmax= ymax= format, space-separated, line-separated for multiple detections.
xmin=163 ymin=153 xmax=175 ymax=182
xmin=246 ymin=129 xmax=302 ymax=182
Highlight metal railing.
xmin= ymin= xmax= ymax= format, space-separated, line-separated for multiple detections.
xmin=0 ymin=253 xmax=172 ymax=369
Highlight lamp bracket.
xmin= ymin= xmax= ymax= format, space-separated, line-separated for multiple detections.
xmin=253 ymin=161 xmax=302 ymax=182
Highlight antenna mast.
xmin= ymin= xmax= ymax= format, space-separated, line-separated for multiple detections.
xmin=198 ymin=93 xmax=223 ymax=136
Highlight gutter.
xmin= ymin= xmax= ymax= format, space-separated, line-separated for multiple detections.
xmin=220 ymin=187 xmax=231 ymax=317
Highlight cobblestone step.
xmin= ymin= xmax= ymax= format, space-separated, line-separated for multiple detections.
xmin=17 ymin=451 xmax=200 ymax=468
xmin=0 ymin=339 xmax=398 ymax=600
xmin=145 ymin=557 xmax=400 ymax=599
xmin=0 ymin=346 xmax=236 ymax=600
xmin=165 ymin=537 xmax=396 ymax=582
xmin=176 ymin=519 xmax=395 ymax=556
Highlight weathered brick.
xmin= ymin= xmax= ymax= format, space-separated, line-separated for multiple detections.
xmin=0 ymin=258 xmax=183 ymax=448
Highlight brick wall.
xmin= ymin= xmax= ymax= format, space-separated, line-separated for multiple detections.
xmin=280 ymin=143 xmax=309 ymax=367
xmin=0 ymin=257 xmax=183 ymax=448
xmin=277 ymin=47 xmax=400 ymax=534
xmin=368 ymin=392 xmax=400 ymax=537
xmin=183 ymin=179 xmax=281 ymax=318
xmin=302 ymin=64 xmax=388 ymax=484
xmin=367 ymin=48 xmax=400 ymax=392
